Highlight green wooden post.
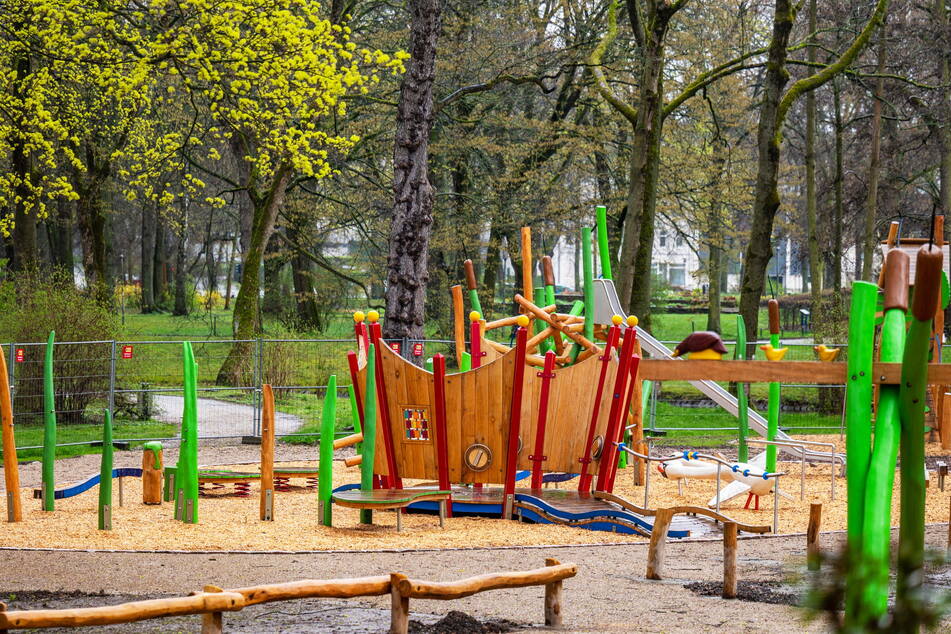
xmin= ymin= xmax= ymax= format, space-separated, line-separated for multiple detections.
xmin=858 ymin=260 xmax=907 ymax=623
xmin=735 ymin=316 xmax=749 ymax=463
xmin=348 ymin=384 xmax=362 ymax=450
xmin=459 ymin=352 xmax=471 ymax=372
xmin=843 ymin=281 xmax=878 ymax=628
xmin=596 ymin=205 xmax=613 ymax=280
xmin=895 ymin=245 xmax=942 ymax=631
xmin=360 ymin=343 xmax=377 ymax=524
xmin=175 ymin=342 xmax=199 ymax=524
xmin=42 ymin=331 xmax=56 ymax=512
xmin=533 ymin=288 xmax=551 ymax=353
xmin=765 ymin=299 xmax=782 ymax=473
xmin=468 ymin=289 xmax=483 ymax=317
xmin=582 ymin=228 xmax=595 ymax=343
xmin=98 ymin=409 xmax=113 ymax=530
xmin=318 ymin=375 xmax=337 ymax=527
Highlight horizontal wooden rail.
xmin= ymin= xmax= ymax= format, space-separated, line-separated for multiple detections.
xmin=395 ymin=561 xmax=576 ymax=599
xmin=0 ymin=561 xmax=577 ymax=633
xmin=230 ymin=576 xmax=390 ymax=607
xmin=333 ymin=432 xmax=363 ymax=450
xmin=592 ymin=491 xmax=770 ymax=534
xmin=638 ymin=359 xmax=951 ymax=385
xmin=0 ymin=591 xmax=244 ymax=629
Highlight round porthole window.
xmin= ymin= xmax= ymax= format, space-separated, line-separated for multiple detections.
xmin=592 ymin=435 xmax=605 ymax=460
xmin=464 ymin=443 xmax=493 ymax=472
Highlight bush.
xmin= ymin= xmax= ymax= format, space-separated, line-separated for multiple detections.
xmin=0 ymin=268 xmax=119 ymax=425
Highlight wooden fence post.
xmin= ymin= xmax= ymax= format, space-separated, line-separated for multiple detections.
xmin=807 ymin=503 xmax=822 ymax=571
xmin=1 ymin=600 xmax=8 ymax=634
xmin=544 ymin=558 xmax=563 ymax=627
xmin=390 ymin=573 xmax=409 ymax=634
xmin=942 ymin=393 xmax=951 ymax=450
xmin=722 ymin=522 xmax=737 ymax=598
xmin=200 ymin=585 xmax=223 ymax=634
xmin=646 ymin=508 xmax=674 ymax=580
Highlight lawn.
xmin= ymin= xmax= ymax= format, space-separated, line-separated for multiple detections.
xmin=7 ymin=419 xmax=178 ymax=463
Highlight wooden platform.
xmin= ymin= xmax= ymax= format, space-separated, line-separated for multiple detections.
xmin=332 ymin=489 xmax=452 ymax=531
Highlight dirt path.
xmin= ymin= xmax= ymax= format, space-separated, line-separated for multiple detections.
xmin=151 ymin=395 xmax=304 ymax=438
xmin=3 ymin=526 xmax=951 ymax=632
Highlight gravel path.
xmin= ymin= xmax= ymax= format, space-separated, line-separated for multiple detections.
xmin=4 ymin=526 xmax=951 ymax=632
xmin=151 ymin=395 xmax=305 ymax=438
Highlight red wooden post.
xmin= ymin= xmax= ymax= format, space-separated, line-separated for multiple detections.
xmin=606 ymin=352 xmax=641 ymax=492
xmin=347 ymin=351 xmax=365 ymax=430
xmin=595 ymin=330 xmax=636 ymax=492
xmin=503 ymin=324 xmax=529 ymax=518
xmin=432 ymin=354 xmax=453 ymax=516
xmin=578 ymin=323 xmax=620 ymax=492
xmin=368 ymin=321 xmax=402 ymax=489
xmin=470 ymin=318 xmax=483 ymax=369
xmin=530 ymin=351 xmax=557 ymax=490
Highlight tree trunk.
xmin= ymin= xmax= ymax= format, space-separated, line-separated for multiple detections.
xmin=216 ymin=168 xmax=291 ymax=385
xmin=481 ymin=223 xmax=501 ymax=312
xmin=291 ymin=250 xmax=320 ymax=330
xmin=10 ymin=55 xmax=36 ymax=272
xmin=738 ymin=0 xmax=796 ymax=343
xmin=805 ymin=0 xmax=820 ymax=301
xmin=862 ymin=28 xmax=887 ymax=282
xmin=154 ymin=216 xmax=168 ymax=304
xmin=382 ymin=0 xmax=441 ymax=341
xmin=75 ymin=186 xmax=110 ymax=304
xmin=262 ymin=236 xmax=285 ymax=316
xmin=832 ymin=78 xmax=845 ymax=292
xmin=140 ymin=203 xmax=156 ymax=313
xmin=173 ymin=202 xmax=189 ymax=316
xmin=49 ymin=198 xmax=75 ymax=283
xmin=224 ymin=235 xmax=237 ymax=310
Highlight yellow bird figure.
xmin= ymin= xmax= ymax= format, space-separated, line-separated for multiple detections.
xmin=814 ymin=344 xmax=840 ymax=362
xmin=672 ymin=332 xmax=728 ymax=360
xmin=759 ymin=343 xmax=788 ymax=361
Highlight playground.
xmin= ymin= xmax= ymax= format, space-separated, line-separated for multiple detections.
xmin=4 ymin=216 xmax=951 ymax=632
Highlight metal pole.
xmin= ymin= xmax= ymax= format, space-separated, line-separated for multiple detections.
xmin=715 ymin=463 xmax=721 ymax=515
xmin=643 ymin=439 xmax=652 ymax=508
xmin=108 ymin=341 xmax=116 ymax=417
xmin=838 ymin=386 xmax=847 ymax=440
xmin=649 ymin=381 xmax=659 ymax=432
xmin=801 ymin=444 xmax=806 ymax=500
xmin=255 ymin=338 xmax=263 ymax=437
xmin=773 ymin=475 xmax=780 ymax=534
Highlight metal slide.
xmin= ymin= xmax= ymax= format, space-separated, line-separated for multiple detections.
xmin=593 ymin=279 xmax=844 ymax=466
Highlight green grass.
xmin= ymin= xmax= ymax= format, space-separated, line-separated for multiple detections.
xmin=7 ymin=419 xmax=178 ymax=463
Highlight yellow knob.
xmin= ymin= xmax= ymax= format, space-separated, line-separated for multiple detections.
xmin=516 ymin=315 xmax=530 ymax=328
xmin=367 ymin=310 xmax=380 ymax=323
xmin=611 ymin=315 xmax=623 ymax=325
xmin=469 ymin=311 xmax=481 ymax=322
xmin=353 ymin=311 xmax=366 ymax=323
xmin=627 ymin=315 xmax=638 ymax=327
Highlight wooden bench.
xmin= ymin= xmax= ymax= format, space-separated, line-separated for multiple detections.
xmin=331 ymin=489 xmax=452 ymax=531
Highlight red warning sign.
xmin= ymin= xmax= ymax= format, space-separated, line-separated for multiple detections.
xmin=121 ymin=345 xmax=134 ymax=359
xmin=14 ymin=348 xmax=23 ymax=363
xmin=389 ymin=342 xmax=401 ymax=354
xmin=412 ymin=342 xmax=424 ymax=357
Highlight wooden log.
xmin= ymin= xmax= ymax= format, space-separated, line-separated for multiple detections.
xmin=943 ymin=393 xmax=951 ymax=450
xmin=451 ymin=285 xmax=465 ymax=368
xmin=395 ymin=562 xmax=577 ymax=600
xmin=260 ymin=385 xmax=274 ymax=521
xmin=0 ymin=348 xmax=20 ymax=523
xmin=527 ymin=326 xmax=555 ymax=352
xmin=514 ymin=294 xmax=600 ymax=354
xmin=141 ymin=443 xmax=163 ymax=505
xmin=229 ymin=577 xmax=391 ymax=607
xmin=723 ymin=522 xmax=738 ymax=598
xmin=390 ymin=573 xmax=409 ymax=634
xmin=333 ymin=432 xmax=364 ymax=450
xmin=521 ymin=227 xmax=533 ymax=312
xmin=0 ymin=592 xmax=245 ymax=629
xmin=544 ymin=558 xmax=563 ymax=627
xmin=877 ymin=221 xmax=900 ymax=287
xmin=200 ymin=585 xmax=224 ymax=634
xmin=639 ymin=358 xmax=951 ymax=385
xmin=485 ymin=315 xmax=524 ymax=330
xmin=645 ymin=508 xmax=674 ymax=580
xmin=345 ymin=455 xmax=363 ymax=468
xmin=631 ymin=341 xmax=645 ymax=485
xmin=807 ymin=502 xmax=821 ymax=571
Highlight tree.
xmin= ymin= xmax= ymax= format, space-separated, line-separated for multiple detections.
xmin=383 ymin=0 xmax=441 ymax=341
xmin=737 ymin=0 xmax=888 ymax=344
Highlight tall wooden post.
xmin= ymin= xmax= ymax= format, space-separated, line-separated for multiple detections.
xmin=807 ymin=502 xmax=822 ymax=571
xmin=259 ymin=385 xmax=274 ymax=521
xmin=503 ymin=322 xmax=529 ymax=518
xmin=723 ymin=522 xmax=738 ymax=598
xmin=0 ymin=348 xmax=21 ymax=522
xmin=544 ymin=558 xmax=564 ymax=627
xmin=432 ymin=355 xmax=452 ymax=516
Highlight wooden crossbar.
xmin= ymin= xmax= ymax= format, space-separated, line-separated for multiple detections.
xmin=0 ymin=561 xmax=577 ymax=633
xmin=638 ymin=359 xmax=951 ymax=385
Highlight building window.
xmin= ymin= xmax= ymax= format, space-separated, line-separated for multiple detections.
xmin=658 ymin=231 xmax=667 ymax=248
xmin=669 ymin=263 xmax=686 ymax=288
xmin=675 ymin=235 xmax=684 ymax=247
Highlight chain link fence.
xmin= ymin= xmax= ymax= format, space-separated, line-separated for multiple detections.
xmin=6 ymin=338 xmax=461 ymax=452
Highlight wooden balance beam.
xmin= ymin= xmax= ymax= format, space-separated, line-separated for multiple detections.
xmin=331 ymin=489 xmax=452 ymax=531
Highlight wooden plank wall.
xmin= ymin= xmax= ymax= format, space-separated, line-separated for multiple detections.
xmin=515 ymin=353 xmax=620 ymax=474
xmin=444 ymin=351 xmax=515 ymax=484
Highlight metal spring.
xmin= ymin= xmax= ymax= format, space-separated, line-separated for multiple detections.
xmin=275 ymin=477 xmax=291 ymax=492
xmin=234 ymin=481 xmax=251 ymax=497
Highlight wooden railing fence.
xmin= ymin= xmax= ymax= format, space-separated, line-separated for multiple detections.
xmin=0 ymin=559 xmax=576 ymax=634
